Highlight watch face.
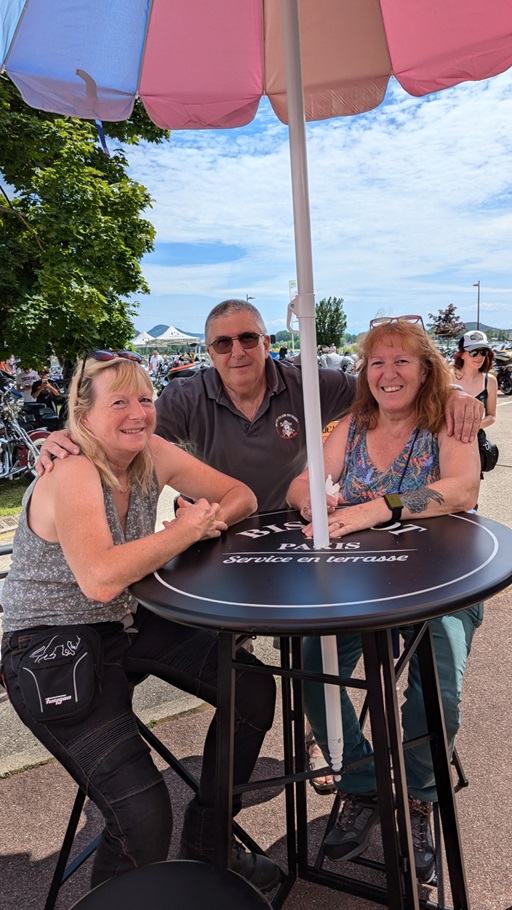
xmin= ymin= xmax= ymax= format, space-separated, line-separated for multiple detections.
xmin=385 ymin=494 xmax=402 ymax=508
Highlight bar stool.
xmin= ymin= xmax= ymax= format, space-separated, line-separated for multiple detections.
xmin=68 ymin=860 xmax=272 ymax=909
xmin=42 ymin=715 xmax=201 ymax=910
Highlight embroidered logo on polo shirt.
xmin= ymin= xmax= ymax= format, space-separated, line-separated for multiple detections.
xmin=275 ymin=413 xmax=299 ymax=439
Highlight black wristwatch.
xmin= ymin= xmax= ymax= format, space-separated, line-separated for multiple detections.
xmin=383 ymin=493 xmax=404 ymax=524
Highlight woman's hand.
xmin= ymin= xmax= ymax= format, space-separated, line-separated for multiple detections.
xmin=299 ymin=495 xmax=338 ymax=522
xmin=164 ymin=496 xmax=228 ymax=540
xmin=301 ymin=500 xmax=387 ymax=539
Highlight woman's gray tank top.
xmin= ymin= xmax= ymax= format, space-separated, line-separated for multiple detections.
xmin=1 ymin=473 xmax=159 ymax=633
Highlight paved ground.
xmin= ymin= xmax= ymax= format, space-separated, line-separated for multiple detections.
xmin=1 ymin=394 xmax=512 ymax=909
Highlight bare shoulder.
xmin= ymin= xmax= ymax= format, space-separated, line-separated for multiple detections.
xmin=329 ymin=412 xmax=352 ymax=436
xmin=149 ymin=433 xmax=179 ymax=460
xmin=45 ymin=453 xmax=100 ymax=490
xmin=437 ymin=422 xmax=475 ymax=455
xmin=149 ymin=433 xmax=184 ymax=484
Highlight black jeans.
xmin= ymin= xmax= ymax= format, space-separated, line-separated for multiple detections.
xmin=2 ymin=607 xmax=276 ymax=886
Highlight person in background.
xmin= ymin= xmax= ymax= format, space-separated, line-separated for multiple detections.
xmin=16 ymin=365 xmax=40 ymax=402
xmin=31 ymin=369 xmax=61 ymax=413
xmin=0 ymin=354 xmax=14 ymax=373
xmin=36 ymin=300 xmax=483 ymax=793
xmin=149 ymin=348 xmax=164 ymax=375
xmin=286 ymin=316 xmax=481 ymax=885
xmin=1 ymin=351 xmax=278 ymax=894
xmin=450 ymin=330 xmax=497 ymax=432
xmin=319 ymin=344 xmax=343 ymax=370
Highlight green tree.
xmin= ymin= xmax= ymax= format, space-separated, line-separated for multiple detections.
xmin=427 ymin=304 xmax=466 ymax=339
xmin=0 ymin=75 xmax=168 ymax=364
xmin=315 ymin=296 xmax=346 ymax=348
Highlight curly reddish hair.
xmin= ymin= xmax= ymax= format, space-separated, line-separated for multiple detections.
xmin=352 ymin=321 xmax=451 ymax=433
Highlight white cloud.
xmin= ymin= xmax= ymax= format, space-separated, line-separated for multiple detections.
xmin=126 ymin=69 xmax=512 ymax=334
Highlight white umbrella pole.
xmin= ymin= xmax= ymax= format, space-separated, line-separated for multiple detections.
xmin=281 ymin=0 xmax=343 ymax=775
xmin=320 ymin=636 xmax=344 ymax=778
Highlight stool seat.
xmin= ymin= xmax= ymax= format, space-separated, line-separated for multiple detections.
xmin=68 ymin=860 xmax=272 ymax=909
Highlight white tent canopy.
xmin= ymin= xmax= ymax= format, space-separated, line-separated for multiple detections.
xmin=153 ymin=326 xmax=200 ymax=345
xmin=131 ymin=331 xmax=156 ymax=347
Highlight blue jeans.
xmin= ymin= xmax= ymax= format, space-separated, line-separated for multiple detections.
xmin=1 ymin=606 xmax=276 ymax=886
xmin=303 ymin=603 xmax=483 ymax=803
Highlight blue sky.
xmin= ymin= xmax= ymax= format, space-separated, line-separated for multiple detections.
xmin=126 ymin=69 xmax=512 ymax=337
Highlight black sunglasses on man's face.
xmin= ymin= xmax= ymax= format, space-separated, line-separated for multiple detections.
xmin=208 ymin=332 xmax=265 ymax=354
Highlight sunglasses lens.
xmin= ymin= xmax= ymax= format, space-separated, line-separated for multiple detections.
xmin=92 ymin=350 xmax=117 ymax=362
xmin=211 ymin=337 xmax=232 ymax=353
xmin=117 ymin=351 xmax=143 ymax=363
xmin=238 ymin=333 xmax=261 ymax=349
xmin=211 ymin=333 xmax=262 ymax=353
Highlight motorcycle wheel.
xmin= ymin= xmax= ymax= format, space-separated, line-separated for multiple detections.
xmin=26 ymin=430 xmax=51 ymax=478
xmin=498 ymin=375 xmax=512 ymax=395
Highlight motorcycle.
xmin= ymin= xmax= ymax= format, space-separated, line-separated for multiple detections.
xmin=155 ymin=359 xmax=210 ymax=397
xmin=0 ymin=371 xmax=51 ymax=481
xmin=494 ymin=351 xmax=512 ymax=396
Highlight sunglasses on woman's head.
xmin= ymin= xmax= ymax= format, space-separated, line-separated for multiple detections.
xmin=369 ymin=315 xmax=425 ymax=331
xmin=208 ymin=332 xmax=265 ymax=354
xmin=467 ymin=348 xmax=489 ymax=358
xmin=77 ymin=350 xmax=143 ymax=394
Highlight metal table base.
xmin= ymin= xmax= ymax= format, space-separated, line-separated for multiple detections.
xmin=215 ymin=624 xmax=469 ymax=910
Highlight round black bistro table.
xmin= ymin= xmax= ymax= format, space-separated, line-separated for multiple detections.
xmin=131 ymin=509 xmax=512 ymax=910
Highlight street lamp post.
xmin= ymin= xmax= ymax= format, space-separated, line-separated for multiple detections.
xmin=473 ymin=281 xmax=481 ymax=329
xmin=245 ymin=294 xmax=255 ymax=302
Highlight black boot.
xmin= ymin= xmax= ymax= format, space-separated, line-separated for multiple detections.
xmin=179 ymin=797 xmax=280 ymax=893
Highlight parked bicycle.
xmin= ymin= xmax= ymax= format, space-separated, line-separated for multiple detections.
xmin=0 ymin=371 xmax=51 ymax=481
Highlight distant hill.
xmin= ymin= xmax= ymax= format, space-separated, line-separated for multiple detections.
xmin=464 ymin=321 xmax=511 ymax=335
xmin=148 ymin=324 xmax=169 ymax=338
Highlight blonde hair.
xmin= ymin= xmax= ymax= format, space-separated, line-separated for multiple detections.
xmin=352 ymin=322 xmax=450 ymax=433
xmin=67 ymin=357 xmax=156 ymax=493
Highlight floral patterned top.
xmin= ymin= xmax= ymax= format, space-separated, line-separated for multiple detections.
xmin=338 ymin=416 xmax=440 ymax=504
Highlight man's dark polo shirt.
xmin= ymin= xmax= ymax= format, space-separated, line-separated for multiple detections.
xmin=155 ymin=358 xmax=355 ymax=512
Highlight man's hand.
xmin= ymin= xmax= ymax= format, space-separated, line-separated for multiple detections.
xmin=445 ymin=390 xmax=484 ymax=443
xmin=35 ymin=429 xmax=81 ymax=475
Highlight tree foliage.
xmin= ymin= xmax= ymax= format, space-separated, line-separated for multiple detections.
xmin=315 ymin=297 xmax=347 ymax=348
xmin=427 ymin=304 xmax=466 ymax=339
xmin=0 ymin=75 xmax=169 ymax=364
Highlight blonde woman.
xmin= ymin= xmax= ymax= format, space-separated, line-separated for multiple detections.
xmin=1 ymin=351 xmax=278 ymax=895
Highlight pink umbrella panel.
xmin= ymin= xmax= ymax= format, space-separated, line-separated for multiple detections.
xmin=3 ymin=0 xmax=512 ymax=128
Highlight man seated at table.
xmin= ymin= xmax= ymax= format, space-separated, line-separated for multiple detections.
xmin=286 ymin=315 xmax=482 ymax=885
